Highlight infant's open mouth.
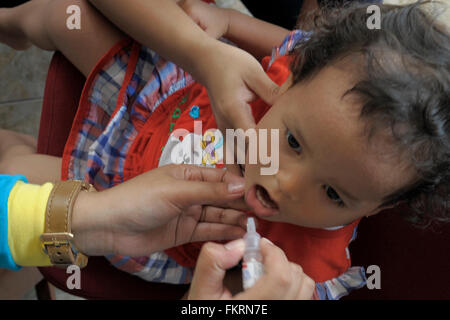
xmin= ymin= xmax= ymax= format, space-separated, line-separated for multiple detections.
xmin=256 ymin=185 xmax=278 ymax=209
xmin=245 ymin=184 xmax=279 ymax=217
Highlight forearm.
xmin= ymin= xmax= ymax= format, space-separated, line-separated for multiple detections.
xmin=224 ymin=9 xmax=290 ymax=60
xmin=71 ymin=188 xmax=114 ymax=256
xmin=87 ymin=0 xmax=216 ymax=82
xmin=1 ymin=176 xmax=113 ymax=268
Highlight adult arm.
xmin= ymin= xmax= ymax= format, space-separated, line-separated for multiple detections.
xmin=225 ymin=8 xmax=290 ymax=60
xmin=88 ymin=0 xmax=214 ymax=80
xmin=1 ymin=165 xmax=249 ymax=270
xmin=178 ymin=0 xmax=290 ymax=60
xmin=88 ymin=0 xmax=281 ymax=132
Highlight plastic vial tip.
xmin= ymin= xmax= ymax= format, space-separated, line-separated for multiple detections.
xmin=244 ymin=218 xmax=260 ymax=251
xmin=247 ymin=217 xmax=256 ymax=233
xmin=242 ymin=217 xmax=264 ymax=290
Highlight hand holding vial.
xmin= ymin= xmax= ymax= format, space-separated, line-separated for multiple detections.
xmin=242 ymin=218 xmax=264 ymax=290
xmin=188 ymin=220 xmax=316 ymax=300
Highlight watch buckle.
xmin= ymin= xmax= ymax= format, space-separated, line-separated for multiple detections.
xmin=41 ymin=232 xmax=74 ymax=253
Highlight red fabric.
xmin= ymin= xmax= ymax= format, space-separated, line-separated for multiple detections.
xmin=60 ymin=39 xmax=137 ymax=181
xmin=38 ymin=52 xmax=450 ymax=299
xmin=123 ymin=82 xmax=216 ymax=181
xmin=166 ymin=219 xmax=360 ymax=283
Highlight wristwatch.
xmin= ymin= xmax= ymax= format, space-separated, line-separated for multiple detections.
xmin=40 ymin=180 xmax=94 ymax=269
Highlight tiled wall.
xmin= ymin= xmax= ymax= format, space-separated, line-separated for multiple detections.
xmin=0 ymin=44 xmax=52 ymax=137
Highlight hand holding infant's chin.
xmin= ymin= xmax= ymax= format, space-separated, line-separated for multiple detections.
xmin=71 ymin=164 xmax=248 ymax=256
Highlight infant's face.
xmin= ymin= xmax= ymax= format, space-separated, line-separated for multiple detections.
xmin=244 ymin=64 xmax=416 ymax=228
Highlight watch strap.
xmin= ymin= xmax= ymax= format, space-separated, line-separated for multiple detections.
xmin=41 ymin=180 xmax=90 ymax=268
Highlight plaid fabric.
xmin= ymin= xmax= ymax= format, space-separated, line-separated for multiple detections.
xmin=65 ymin=40 xmax=196 ymax=284
xmin=64 ymin=30 xmax=366 ymax=298
xmin=66 ymin=41 xmax=196 ymax=190
xmin=315 ymin=267 xmax=367 ymax=300
xmin=314 ymin=224 xmax=366 ymax=300
xmin=267 ymin=30 xmax=309 ymax=67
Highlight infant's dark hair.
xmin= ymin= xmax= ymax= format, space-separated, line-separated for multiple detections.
xmin=289 ymin=1 xmax=450 ymax=227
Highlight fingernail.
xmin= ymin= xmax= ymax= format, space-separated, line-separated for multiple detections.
xmin=228 ymin=182 xmax=245 ymax=193
xmin=225 ymin=239 xmax=245 ymax=251
xmin=262 ymin=238 xmax=274 ymax=245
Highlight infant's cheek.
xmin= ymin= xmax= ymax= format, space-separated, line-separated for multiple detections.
xmin=272 ymin=206 xmax=305 ymax=226
xmin=243 ymin=163 xmax=258 ymax=187
xmin=255 ymin=211 xmax=282 ymax=223
xmin=243 ymin=171 xmax=252 ymax=194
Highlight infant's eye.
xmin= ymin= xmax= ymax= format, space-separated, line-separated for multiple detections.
xmin=324 ymin=185 xmax=345 ymax=207
xmin=286 ymin=130 xmax=302 ymax=154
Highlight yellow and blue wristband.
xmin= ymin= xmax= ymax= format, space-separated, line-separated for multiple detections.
xmin=0 ymin=175 xmax=27 ymax=270
xmin=0 ymin=175 xmax=52 ymax=270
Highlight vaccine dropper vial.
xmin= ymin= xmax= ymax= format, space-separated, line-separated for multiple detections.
xmin=242 ymin=218 xmax=264 ymax=290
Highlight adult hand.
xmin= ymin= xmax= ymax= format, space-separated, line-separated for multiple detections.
xmin=71 ymin=164 xmax=249 ymax=256
xmin=188 ymin=238 xmax=316 ymax=300
xmin=196 ymin=40 xmax=281 ymax=133
xmin=191 ymin=40 xmax=283 ymax=177
xmin=179 ymin=0 xmax=283 ymax=134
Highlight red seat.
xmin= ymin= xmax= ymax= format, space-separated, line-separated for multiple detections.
xmin=38 ymin=52 xmax=450 ymax=299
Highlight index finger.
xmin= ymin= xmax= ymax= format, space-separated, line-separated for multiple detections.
xmin=185 ymin=166 xmax=249 ymax=210
xmin=223 ymin=101 xmax=256 ymax=132
xmin=169 ymin=164 xmax=245 ymax=184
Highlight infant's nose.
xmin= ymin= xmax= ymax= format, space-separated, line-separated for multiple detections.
xmin=276 ymin=169 xmax=303 ymax=200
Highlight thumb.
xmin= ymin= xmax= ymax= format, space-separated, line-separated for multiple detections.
xmin=189 ymin=240 xmax=245 ymax=300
